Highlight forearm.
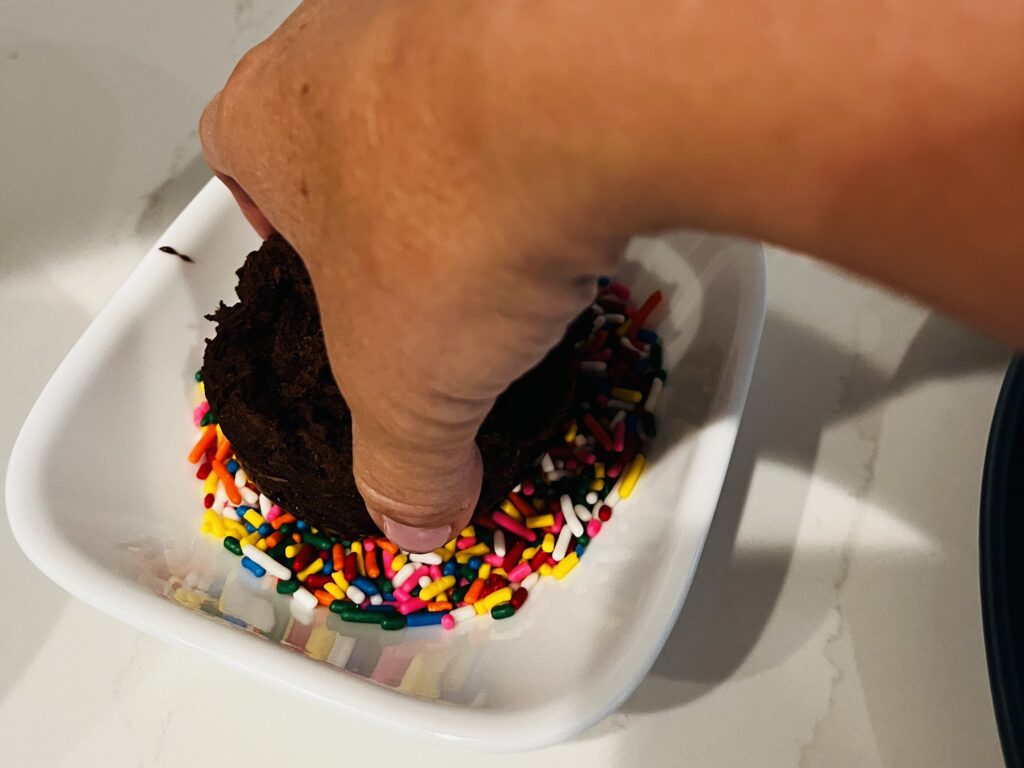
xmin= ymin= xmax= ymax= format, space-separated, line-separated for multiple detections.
xmin=461 ymin=0 xmax=1024 ymax=344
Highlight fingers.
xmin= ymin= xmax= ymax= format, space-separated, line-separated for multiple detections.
xmin=351 ymin=412 xmax=484 ymax=553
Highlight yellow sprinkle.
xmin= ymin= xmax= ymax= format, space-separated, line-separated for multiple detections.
xmin=595 ymin=463 xmax=605 ymax=479
xmin=522 ymin=547 xmax=538 ymax=560
xmin=480 ymin=587 xmax=513 ymax=612
xmin=350 ymin=541 xmax=365 ymax=576
xmin=203 ymin=509 xmax=219 ymax=524
xmin=455 ymin=543 xmax=489 ymax=564
xmin=590 ymin=479 xmax=605 ymax=491
xmin=323 ymin=582 xmax=344 ymax=600
xmin=419 ymin=575 xmax=456 ymax=601
xmin=541 ymin=533 xmax=555 ymax=554
xmin=242 ymin=509 xmax=264 ymax=528
xmin=525 ymin=514 xmax=554 ymax=529
xmin=438 ymin=546 xmax=454 ymax=562
xmin=611 ymin=387 xmax=643 ymax=403
xmin=474 ymin=602 xmax=488 ymax=615
xmin=459 ymin=525 xmax=476 ymax=539
xmin=552 ymin=552 xmax=580 ymax=579
xmin=478 ymin=563 xmax=492 ymax=580
xmin=436 ymin=591 xmax=449 ymax=603
xmin=532 ymin=498 xmax=546 ymax=511
xmin=492 ymin=568 xmax=507 ymax=578
xmin=285 ymin=544 xmax=300 ymax=559
xmin=564 ymin=422 xmax=578 ymax=443
xmin=204 ymin=474 xmax=219 ymax=495
xmin=500 ymin=500 xmax=522 ymax=521
xmin=331 ymin=572 xmax=350 ymax=591
xmin=296 ymin=557 xmax=325 ymax=582
xmin=198 ymin=381 xmax=205 ymax=396
xmin=255 ymin=538 xmax=268 ymax=551
xmin=619 ymin=454 xmax=646 ymax=500
xmin=390 ymin=553 xmax=408 ymax=573
xmin=616 ymin=319 xmax=632 ymax=336
xmin=242 ymin=531 xmax=261 ymax=546
xmin=200 ymin=521 xmax=212 ymax=535
xmin=539 ymin=563 xmax=553 ymax=577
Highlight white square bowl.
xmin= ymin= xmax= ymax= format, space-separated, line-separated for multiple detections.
xmin=6 ymin=179 xmax=764 ymax=751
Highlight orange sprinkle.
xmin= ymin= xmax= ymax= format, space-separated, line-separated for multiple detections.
xmin=214 ymin=432 xmax=233 ymax=462
xmin=270 ymin=512 xmax=296 ymax=531
xmin=332 ymin=543 xmax=344 ymax=571
xmin=292 ymin=533 xmax=302 ymax=544
xmin=507 ymin=492 xmax=534 ymax=519
xmin=365 ymin=548 xmax=380 ymax=579
xmin=188 ymin=425 xmax=217 ymax=464
xmin=428 ymin=601 xmax=453 ymax=612
xmin=211 ymin=460 xmax=241 ymax=504
xmin=375 ymin=538 xmax=398 ymax=554
xmin=313 ymin=589 xmax=334 ymax=607
xmin=264 ymin=533 xmax=281 ymax=549
xmin=464 ymin=578 xmax=485 ymax=605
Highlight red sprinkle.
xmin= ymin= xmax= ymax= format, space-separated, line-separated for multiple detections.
xmin=583 ymin=414 xmax=614 ymax=451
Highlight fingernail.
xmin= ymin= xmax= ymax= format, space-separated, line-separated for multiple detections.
xmin=380 ymin=516 xmax=452 ymax=554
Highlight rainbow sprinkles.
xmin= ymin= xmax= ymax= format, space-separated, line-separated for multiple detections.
xmin=188 ymin=278 xmax=666 ymax=631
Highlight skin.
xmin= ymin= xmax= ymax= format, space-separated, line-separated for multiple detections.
xmin=201 ymin=0 xmax=1024 ymax=552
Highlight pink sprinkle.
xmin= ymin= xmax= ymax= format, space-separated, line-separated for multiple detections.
xmin=613 ymin=421 xmax=626 ymax=452
xmin=359 ymin=599 xmax=370 ymax=609
xmin=522 ymin=479 xmax=535 ymax=496
xmin=456 ymin=537 xmax=478 ymax=550
xmin=484 ymin=553 xmax=504 ymax=566
xmin=382 ymin=550 xmax=395 ymax=579
xmin=551 ymin=510 xmax=565 ymax=534
xmin=396 ymin=598 xmax=428 ymax=615
xmin=441 ymin=614 xmax=455 ymax=630
xmin=192 ymin=401 xmax=210 ymax=426
xmin=607 ymin=461 xmax=624 ymax=479
xmin=409 ymin=565 xmax=430 ymax=584
xmin=577 ymin=450 xmax=597 ymax=465
xmin=429 ymin=564 xmax=443 ymax=581
xmin=608 ymin=281 xmax=630 ymax=299
xmin=586 ymin=519 xmax=603 ymax=537
xmin=508 ymin=562 xmax=532 ymax=582
xmin=265 ymin=506 xmax=281 ymax=522
xmin=363 ymin=538 xmax=376 ymax=552
xmin=492 ymin=512 xmax=538 ymax=543
xmin=393 ymin=587 xmax=411 ymax=602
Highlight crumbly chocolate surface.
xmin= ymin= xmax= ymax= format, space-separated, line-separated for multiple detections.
xmin=203 ymin=235 xmax=585 ymax=538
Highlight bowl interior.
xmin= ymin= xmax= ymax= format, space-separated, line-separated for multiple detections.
xmin=6 ymin=179 xmax=764 ymax=750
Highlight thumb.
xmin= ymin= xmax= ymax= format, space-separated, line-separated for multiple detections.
xmin=349 ymin=403 xmax=486 ymax=553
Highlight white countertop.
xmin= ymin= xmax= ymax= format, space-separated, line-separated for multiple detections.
xmin=0 ymin=2 xmax=1010 ymax=765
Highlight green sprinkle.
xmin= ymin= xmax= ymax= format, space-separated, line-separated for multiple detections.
xmin=381 ymin=615 xmax=407 ymax=631
xmin=222 ymin=536 xmax=242 ymax=556
xmin=276 ymin=578 xmax=300 ymax=595
xmin=194 ymin=370 xmax=203 ymax=382
xmin=340 ymin=609 xmax=385 ymax=625
xmin=491 ymin=602 xmax=515 ymax=620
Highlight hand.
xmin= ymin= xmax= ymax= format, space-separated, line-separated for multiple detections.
xmin=200 ymin=0 xmax=621 ymax=551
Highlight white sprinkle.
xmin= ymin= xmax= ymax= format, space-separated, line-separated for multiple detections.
xmin=585 ymin=492 xmax=598 ymax=505
xmin=512 ymin=483 xmax=522 ymax=493
xmin=213 ymin=484 xmax=228 ymax=510
xmin=589 ymin=302 xmax=605 ymax=315
xmin=545 ymin=470 xmax=569 ymax=482
xmin=369 ymin=594 xmax=383 ymax=605
xmin=409 ymin=551 xmax=442 ymax=565
xmin=621 ymin=337 xmax=648 ymax=357
xmin=609 ymin=409 xmax=628 ymax=427
xmin=605 ymin=476 xmax=624 ymax=507
xmin=540 ymin=453 xmax=555 ymax=473
xmin=552 ymin=524 xmax=574 ymax=562
xmin=493 ymin=529 xmax=507 ymax=558
xmin=645 ymin=377 xmax=664 ymax=413
xmin=392 ymin=562 xmax=417 ymax=588
xmin=555 ymin=459 xmax=565 ymax=469
xmin=522 ymin=572 xmax=540 ymax=590
xmin=560 ymin=494 xmax=584 ymax=537
xmin=574 ymin=434 xmax=588 ymax=447
xmin=606 ymin=398 xmax=635 ymax=411
xmin=242 ymin=544 xmax=291 ymax=580
xmin=603 ymin=313 xmax=626 ymax=324
xmin=580 ymin=361 xmax=607 ymax=373
xmin=234 ymin=468 xmax=248 ymax=488
xmin=292 ymin=587 xmax=317 ymax=611
xmin=575 ymin=504 xmax=593 ymax=523
xmin=239 ymin=486 xmax=259 ymax=505
xmin=418 ymin=575 xmax=432 ymax=589
xmin=449 ymin=605 xmax=477 ymax=624
xmin=258 ymin=493 xmax=273 ymax=516
xmin=346 ymin=585 xmax=366 ymax=604
xmin=592 ymin=316 xmax=607 ymax=331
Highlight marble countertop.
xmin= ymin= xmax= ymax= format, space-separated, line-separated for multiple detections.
xmin=0 ymin=2 xmax=1010 ymax=765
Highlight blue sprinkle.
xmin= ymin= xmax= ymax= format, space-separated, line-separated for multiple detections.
xmin=442 ymin=560 xmax=457 ymax=577
xmin=575 ymin=543 xmax=586 ymax=558
xmin=364 ymin=604 xmax=397 ymax=614
xmin=225 ymin=460 xmax=239 ymax=474
xmin=234 ymin=505 xmax=250 ymax=518
xmin=468 ymin=557 xmax=482 ymax=570
xmin=243 ymin=522 xmax=256 ymax=533
xmin=353 ymin=577 xmax=379 ymax=596
xmin=597 ymin=276 xmax=610 ymax=287
xmin=295 ymin=520 xmax=308 ymax=531
xmin=240 ymin=556 xmax=266 ymax=578
xmin=637 ymin=328 xmax=659 ymax=344
xmin=405 ymin=611 xmax=445 ymax=627
xmin=321 ymin=561 xmax=333 ymax=575
xmin=257 ymin=523 xmax=273 ymax=537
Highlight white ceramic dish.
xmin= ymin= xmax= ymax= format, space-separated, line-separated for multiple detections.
xmin=6 ymin=179 xmax=764 ymax=751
